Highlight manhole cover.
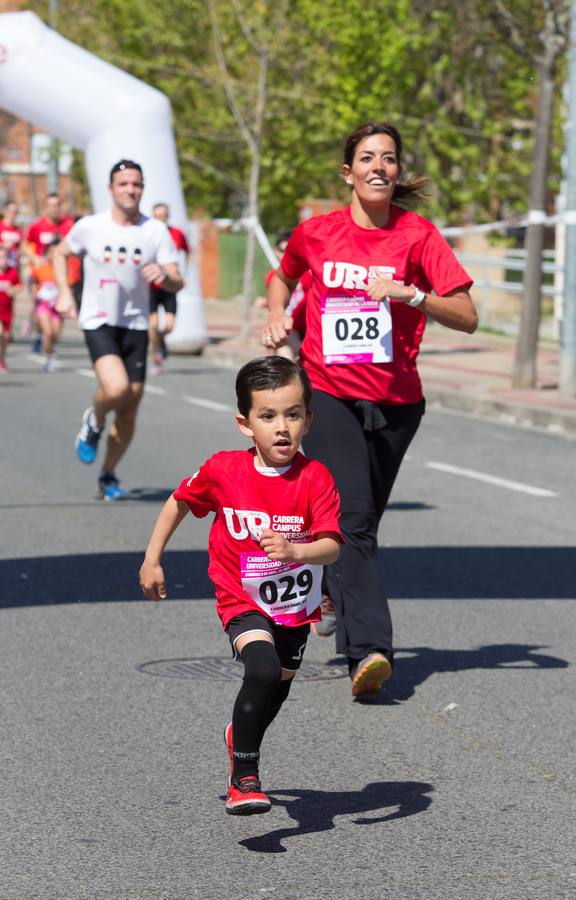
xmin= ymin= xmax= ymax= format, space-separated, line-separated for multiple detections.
xmin=136 ymin=656 xmax=346 ymax=682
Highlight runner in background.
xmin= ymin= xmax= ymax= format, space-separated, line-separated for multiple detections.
xmin=259 ymin=231 xmax=309 ymax=363
xmin=148 ymin=202 xmax=190 ymax=375
xmin=54 ymin=160 xmax=183 ymax=501
xmin=0 ymin=201 xmax=23 ymax=269
xmin=30 ymin=238 xmax=63 ymax=373
xmin=26 ymin=194 xmax=75 ymax=350
xmin=264 ymin=121 xmax=478 ymax=698
xmin=0 ymin=245 xmax=21 ymax=374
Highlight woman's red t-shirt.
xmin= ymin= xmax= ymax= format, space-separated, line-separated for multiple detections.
xmin=281 ymin=205 xmax=473 ymax=404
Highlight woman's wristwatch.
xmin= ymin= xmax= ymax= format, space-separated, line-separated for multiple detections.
xmin=408 ymin=285 xmax=426 ymax=307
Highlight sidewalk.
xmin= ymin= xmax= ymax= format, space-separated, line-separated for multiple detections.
xmin=202 ymin=298 xmax=576 ymax=437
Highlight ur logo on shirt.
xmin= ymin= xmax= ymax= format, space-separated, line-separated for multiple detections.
xmin=223 ymin=507 xmax=271 ymax=541
xmin=323 ymin=261 xmax=397 ymax=289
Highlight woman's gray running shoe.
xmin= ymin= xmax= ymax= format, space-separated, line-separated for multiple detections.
xmin=311 ymin=595 xmax=337 ymax=637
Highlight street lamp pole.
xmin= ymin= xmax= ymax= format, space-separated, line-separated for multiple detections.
xmin=560 ymin=0 xmax=576 ymax=397
xmin=46 ymin=0 xmax=59 ymax=194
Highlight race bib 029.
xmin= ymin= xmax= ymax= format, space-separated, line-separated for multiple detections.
xmin=240 ymin=553 xmax=322 ymax=626
xmin=321 ymin=293 xmax=393 ymax=365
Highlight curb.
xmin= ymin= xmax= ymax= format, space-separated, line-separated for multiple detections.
xmin=424 ymin=386 xmax=576 ymax=436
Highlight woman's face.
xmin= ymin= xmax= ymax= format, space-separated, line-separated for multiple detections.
xmin=342 ymin=133 xmax=400 ymax=206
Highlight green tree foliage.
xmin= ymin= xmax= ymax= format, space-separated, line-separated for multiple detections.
xmin=27 ymin=0 xmax=568 ymax=230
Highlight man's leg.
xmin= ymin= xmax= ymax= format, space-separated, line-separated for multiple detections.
xmin=99 ymin=380 xmax=144 ymax=475
xmin=92 ymin=354 xmax=132 ymax=428
xmin=161 ymin=310 xmax=175 ymax=338
xmin=148 ymin=310 xmax=160 ymax=359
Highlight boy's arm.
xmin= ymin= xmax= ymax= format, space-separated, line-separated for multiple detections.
xmin=139 ymin=495 xmax=190 ymax=601
xmin=259 ymin=529 xmax=340 ymax=566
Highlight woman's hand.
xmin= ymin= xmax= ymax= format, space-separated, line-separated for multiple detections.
xmin=261 ymin=314 xmax=293 ymax=350
xmin=366 ymin=277 xmax=415 ymax=303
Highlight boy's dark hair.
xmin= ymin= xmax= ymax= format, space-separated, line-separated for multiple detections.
xmin=236 ymin=356 xmax=312 ymax=417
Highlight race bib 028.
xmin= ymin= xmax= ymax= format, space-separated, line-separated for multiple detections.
xmin=321 ymin=293 xmax=393 ymax=365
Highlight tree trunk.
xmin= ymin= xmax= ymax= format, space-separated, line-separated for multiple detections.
xmin=241 ymin=49 xmax=268 ymax=341
xmin=512 ymin=51 xmax=556 ymax=388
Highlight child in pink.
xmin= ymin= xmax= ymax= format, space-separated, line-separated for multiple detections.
xmin=30 ymin=239 xmax=63 ymax=373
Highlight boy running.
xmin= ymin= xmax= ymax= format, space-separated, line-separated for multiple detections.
xmin=139 ymin=356 xmax=342 ymax=815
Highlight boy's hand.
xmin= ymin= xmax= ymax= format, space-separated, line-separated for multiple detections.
xmin=139 ymin=560 xmax=167 ymax=601
xmin=260 ymin=528 xmax=298 ymax=562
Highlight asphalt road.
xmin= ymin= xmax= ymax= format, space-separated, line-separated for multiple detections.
xmin=1 ymin=331 xmax=575 ymax=900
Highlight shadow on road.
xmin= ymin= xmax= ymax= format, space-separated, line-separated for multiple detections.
xmin=1 ymin=546 xmax=575 ymax=608
xmin=351 ymin=642 xmax=569 ymax=706
xmin=236 ymin=780 xmax=433 ymax=853
xmin=0 ymin=487 xmax=175 ymax=509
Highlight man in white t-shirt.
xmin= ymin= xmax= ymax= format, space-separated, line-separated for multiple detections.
xmin=54 ymin=159 xmax=183 ymax=500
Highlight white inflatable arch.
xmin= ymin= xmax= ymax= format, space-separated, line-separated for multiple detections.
xmin=0 ymin=11 xmax=205 ymax=352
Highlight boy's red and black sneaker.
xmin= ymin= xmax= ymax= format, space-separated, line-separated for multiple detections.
xmin=226 ymin=776 xmax=271 ymax=816
xmin=223 ymin=722 xmax=233 ymax=785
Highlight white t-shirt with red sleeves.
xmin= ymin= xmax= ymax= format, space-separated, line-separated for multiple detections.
xmin=66 ymin=211 xmax=178 ymax=331
xmin=281 ymin=205 xmax=473 ymax=404
xmin=173 ymin=449 xmax=342 ymax=630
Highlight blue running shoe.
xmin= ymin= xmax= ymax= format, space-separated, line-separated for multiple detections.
xmin=75 ymin=407 xmax=103 ymax=464
xmin=98 ymin=473 xmax=128 ymax=502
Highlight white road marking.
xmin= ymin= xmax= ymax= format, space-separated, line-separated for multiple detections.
xmin=426 ymin=462 xmax=558 ymax=497
xmin=76 ymin=368 xmax=97 ymax=378
xmin=144 ymin=384 xmax=167 ymax=396
xmin=182 ymin=395 xmax=234 ymax=413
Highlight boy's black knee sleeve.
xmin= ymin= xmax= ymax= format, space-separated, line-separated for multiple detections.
xmin=240 ymin=640 xmax=282 ymax=690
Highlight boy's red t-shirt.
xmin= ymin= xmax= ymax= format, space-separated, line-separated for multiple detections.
xmin=173 ymin=449 xmax=342 ymax=629
xmin=281 ymin=206 xmax=473 ymax=404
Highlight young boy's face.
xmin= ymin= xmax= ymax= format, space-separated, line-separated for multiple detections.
xmin=236 ymin=377 xmax=312 ymax=468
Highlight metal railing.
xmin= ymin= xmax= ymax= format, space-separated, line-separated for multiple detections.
xmin=455 ymin=251 xmax=563 ymax=328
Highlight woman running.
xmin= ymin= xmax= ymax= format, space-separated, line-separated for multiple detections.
xmin=264 ymin=121 xmax=478 ymax=698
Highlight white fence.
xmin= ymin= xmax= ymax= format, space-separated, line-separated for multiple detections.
xmin=455 ymin=250 xmax=563 ymax=337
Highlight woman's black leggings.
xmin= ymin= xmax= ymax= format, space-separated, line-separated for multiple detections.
xmin=303 ymin=390 xmax=424 ymax=665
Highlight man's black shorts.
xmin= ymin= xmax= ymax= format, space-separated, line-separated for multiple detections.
xmin=149 ymin=286 xmax=177 ymax=315
xmin=83 ymin=324 xmax=148 ymax=383
xmin=227 ymin=610 xmax=310 ymax=672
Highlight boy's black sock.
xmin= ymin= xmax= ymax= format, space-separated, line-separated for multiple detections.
xmin=265 ymin=677 xmax=293 ymax=729
xmin=232 ymin=641 xmax=282 ymax=782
